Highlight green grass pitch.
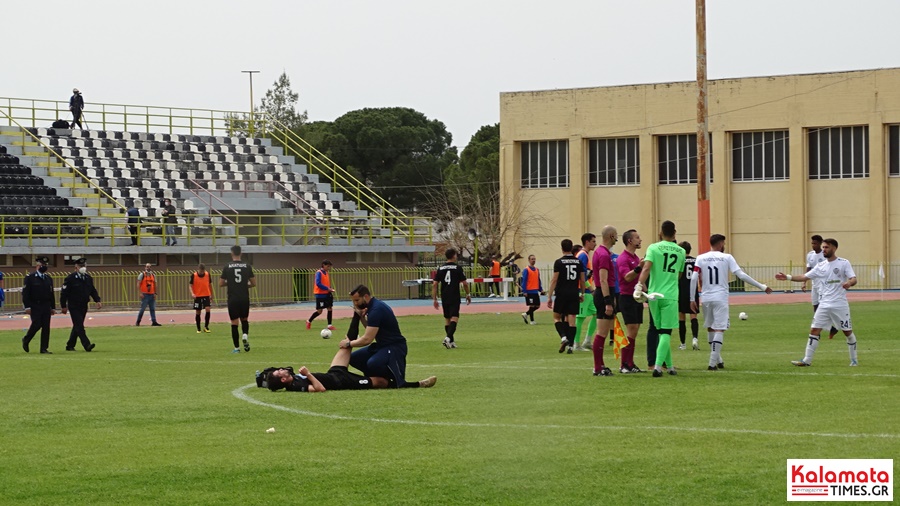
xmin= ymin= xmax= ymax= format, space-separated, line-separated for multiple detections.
xmin=1 ymin=301 xmax=897 ymax=505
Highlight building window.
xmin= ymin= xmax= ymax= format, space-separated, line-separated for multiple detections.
xmin=588 ymin=138 xmax=639 ymax=186
xmin=889 ymin=125 xmax=900 ymax=176
xmin=657 ymin=134 xmax=713 ymax=185
xmin=731 ymin=130 xmax=789 ymax=181
xmin=807 ymin=126 xmax=868 ymax=180
xmin=520 ymin=140 xmax=569 ymax=189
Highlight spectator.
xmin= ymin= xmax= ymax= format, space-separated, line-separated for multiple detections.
xmin=126 ymin=200 xmax=140 ymax=245
xmin=161 ymin=198 xmax=177 ymax=246
xmin=69 ymin=89 xmax=84 ymax=130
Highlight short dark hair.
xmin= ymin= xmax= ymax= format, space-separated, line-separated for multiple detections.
xmin=266 ymin=371 xmax=286 ymax=391
xmin=561 ymin=239 xmax=573 ymax=253
xmin=661 ymin=220 xmax=676 ymax=237
xmin=572 ymin=244 xmax=583 ymax=255
xmin=349 ymin=284 xmax=371 ymax=297
xmin=580 ymin=233 xmax=596 ymax=245
xmin=811 ymin=235 xmax=823 ymax=242
xmin=823 ymin=238 xmax=839 ymax=248
xmin=623 ymin=229 xmax=637 ymax=246
xmin=230 ymin=245 xmax=242 ymax=256
xmin=445 ymin=248 xmax=457 ymax=260
xmin=321 ymin=259 xmax=332 ymax=267
xmin=678 ymin=241 xmax=692 ymax=255
xmin=710 ymin=234 xmax=726 ymax=247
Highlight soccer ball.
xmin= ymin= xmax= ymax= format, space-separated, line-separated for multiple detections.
xmin=320 ymin=329 xmax=332 ymax=339
xmin=739 ymin=312 xmax=748 ymax=320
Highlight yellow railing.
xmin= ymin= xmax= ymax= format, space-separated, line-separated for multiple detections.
xmin=0 ymin=113 xmax=124 ymax=214
xmin=0 ymin=213 xmax=432 ymax=247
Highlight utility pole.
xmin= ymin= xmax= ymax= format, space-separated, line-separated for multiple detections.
xmin=695 ymin=0 xmax=711 ymax=255
xmin=241 ymin=70 xmax=260 ymax=136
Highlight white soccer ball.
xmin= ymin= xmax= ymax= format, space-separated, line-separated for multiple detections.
xmin=739 ymin=312 xmax=748 ymax=320
xmin=320 ymin=329 xmax=332 ymax=339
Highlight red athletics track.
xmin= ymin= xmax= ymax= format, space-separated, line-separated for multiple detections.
xmin=0 ymin=291 xmax=897 ymax=332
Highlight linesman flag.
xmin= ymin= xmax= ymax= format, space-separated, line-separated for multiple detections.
xmin=612 ymin=317 xmax=629 ymax=360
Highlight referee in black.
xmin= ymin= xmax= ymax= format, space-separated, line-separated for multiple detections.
xmin=219 ymin=245 xmax=256 ymax=353
xmin=22 ymin=256 xmax=57 ymax=354
xmin=60 ymin=258 xmax=101 ymax=352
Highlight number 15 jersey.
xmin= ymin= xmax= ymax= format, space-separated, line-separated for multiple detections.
xmin=645 ymin=241 xmax=685 ymax=300
xmin=553 ymin=254 xmax=584 ymax=297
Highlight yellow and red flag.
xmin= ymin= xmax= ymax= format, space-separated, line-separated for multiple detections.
xmin=612 ymin=317 xmax=630 ymax=360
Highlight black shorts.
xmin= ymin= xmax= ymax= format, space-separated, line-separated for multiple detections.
xmin=593 ymin=290 xmax=618 ymax=320
xmin=227 ymin=299 xmax=250 ymax=320
xmin=678 ymin=293 xmax=699 ymax=314
xmin=193 ymin=296 xmax=211 ymax=310
xmin=313 ymin=366 xmax=373 ymax=391
xmin=552 ymin=293 xmax=580 ymax=316
xmin=315 ymin=295 xmax=334 ymax=311
xmin=525 ymin=293 xmax=541 ymax=307
xmin=442 ymin=299 xmax=461 ymax=319
xmin=618 ymin=293 xmax=644 ymax=325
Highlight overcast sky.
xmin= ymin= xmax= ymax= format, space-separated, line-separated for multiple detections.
xmin=5 ymin=0 xmax=900 ymax=148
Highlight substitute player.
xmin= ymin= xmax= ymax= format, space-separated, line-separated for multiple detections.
xmin=220 ymin=245 xmax=256 ymax=353
xmin=520 ymin=254 xmax=543 ymax=325
xmin=690 ymin=234 xmax=772 ymax=371
xmin=306 ymin=260 xmax=336 ymax=331
xmin=546 ymin=239 xmax=585 ymax=354
xmin=776 ymin=238 xmax=859 ymax=367
xmin=432 ymin=248 xmax=471 ymax=349
xmin=678 ymin=241 xmax=700 ymax=350
xmin=635 ymin=221 xmax=684 ymax=377
xmin=190 ymin=263 xmax=213 ymax=334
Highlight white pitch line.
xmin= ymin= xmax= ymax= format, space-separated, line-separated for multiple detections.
xmin=231 ymin=384 xmax=899 ymax=439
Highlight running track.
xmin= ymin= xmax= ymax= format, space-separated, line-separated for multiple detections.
xmin=1 ymin=291 xmax=896 ymax=331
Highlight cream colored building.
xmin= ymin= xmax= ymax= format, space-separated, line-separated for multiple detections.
xmin=499 ymin=68 xmax=900 ymax=285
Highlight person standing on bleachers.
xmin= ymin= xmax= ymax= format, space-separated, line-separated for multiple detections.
xmin=161 ymin=198 xmax=177 ymax=246
xmin=21 ymin=256 xmax=57 ymax=354
xmin=126 ymin=200 xmax=140 ymax=245
xmin=69 ymin=88 xmax=84 ymax=130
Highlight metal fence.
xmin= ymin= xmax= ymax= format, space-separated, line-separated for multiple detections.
xmin=0 ymin=263 xmax=897 ymax=311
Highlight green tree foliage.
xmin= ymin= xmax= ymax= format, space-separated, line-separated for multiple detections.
xmin=259 ymin=72 xmax=308 ymax=130
xmin=443 ymin=123 xmax=499 ymax=204
xmin=302 ymin=107 xmax=457 ymax=209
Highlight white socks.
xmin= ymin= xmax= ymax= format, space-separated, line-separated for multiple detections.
xmin=846 ymin=332 xmax=858 ymax=362
xmin=803 ymin=334 xmax=820 ymax=364
xmin=709 ymin=331 xmax=724 ymax=367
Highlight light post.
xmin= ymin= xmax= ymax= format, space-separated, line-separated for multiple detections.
xmin=241 ymin=70 xmax=260 ymax=136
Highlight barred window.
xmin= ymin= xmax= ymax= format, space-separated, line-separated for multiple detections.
xmin=807 ymin=126 xmax=868 ymax=180
xmin=588 ymin=138 xmax=639 ymax=186
xmin=889 ymin=125 xmax=900 ymax=176
xmin=657 ymin=134 xmax=713 ymax=185
xmin=731 ymin=130 xmax=789 ymax=181
xmin=520 ymin=140 xmax=569 ymax=189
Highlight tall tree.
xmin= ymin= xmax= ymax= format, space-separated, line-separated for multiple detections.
xmin=259 ymin=72 xmax=308 ymax=130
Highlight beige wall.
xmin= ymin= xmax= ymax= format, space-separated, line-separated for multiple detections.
xmin=501 ymin=68 xmax=900 ymax=269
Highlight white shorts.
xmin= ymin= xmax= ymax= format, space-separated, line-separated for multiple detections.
xmin=811 ymin=304 xmax=852 ymax=332
xmin=701 ymin=300 xmax=730 ymax=331
xmin=810 ymin=284 xmax=820 ymax=306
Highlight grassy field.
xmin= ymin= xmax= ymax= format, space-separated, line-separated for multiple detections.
xmin=0 ymin=301 xmax=897 ymax=505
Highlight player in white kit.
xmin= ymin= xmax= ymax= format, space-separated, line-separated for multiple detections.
xmin=804 ymin=234 xmax=838 ymax=340
xmin=690 ymin=234 xmax=772 ymax=370
xmin=776 ymin=238 xmax=859 ymax=367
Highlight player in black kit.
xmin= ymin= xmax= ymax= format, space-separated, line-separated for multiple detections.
xmin=432 ymin=248 xmax=471 ymax=349
xmin=546 ymin=239 xmax=585 ymax=354
xmin=677 ymin=241 xmax=700 ymax=350
xmin=219 ymin=245 xmax=256 ymax=353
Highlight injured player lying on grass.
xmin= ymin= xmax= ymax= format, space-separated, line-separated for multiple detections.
xmin=262 ymin=347 xmax=437 ymax=392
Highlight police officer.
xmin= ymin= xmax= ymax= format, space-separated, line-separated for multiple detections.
xmin=60 ymin=258 xmax=101 ymax=352
xmin=22 ymin=256 xmax=57 ymax=354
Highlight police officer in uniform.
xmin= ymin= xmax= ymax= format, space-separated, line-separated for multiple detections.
xmin=22 ymin=256 xmax=57 ymax=354
xmin=60 ymin=258 xmax=101 ymax=352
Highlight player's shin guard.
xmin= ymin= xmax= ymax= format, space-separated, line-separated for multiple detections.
xmin=205 ymin=311 xmax=211 ymax=328
xmin=195 ymin=314 xmax=201 ymax=331
xmin=691 ymin=318 xmax=699 ymax=338
xmin=566 ymin=326 xmax=576 ymax=347
xmin=574 ymin=314 xmax=586 ymax=345
xmin=231 ymin=325 xmax=240 ymax=348
xmin=804 ymin=334 xmax=820 ymax=364
xmin=679 ymin=320 xmax=687 ymax=344
xmin=327 ymin=310 xmax=333 ymax=325
xmin=656 ymin=332 xmax=672 ymax=368
xmin=846 ymin=332 xmax=858 ymax=362
xmin=592 ymin=333 xmax=605 ymax=370
xmin=308 ymin=311 xmax=319 ymax=323
xmin=709 ymin=333 xmax=723 ymax=368
xmin=554 ymin=321 xmax=566 ymax=338
xmin=241 ymin=320 xmax=249 ymax=335
xmin=448 ymin=321 xmax=457 ymax=342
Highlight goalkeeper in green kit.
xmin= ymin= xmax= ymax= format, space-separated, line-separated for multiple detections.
xmin=634 ymin=220 xmax=685 ymax=377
